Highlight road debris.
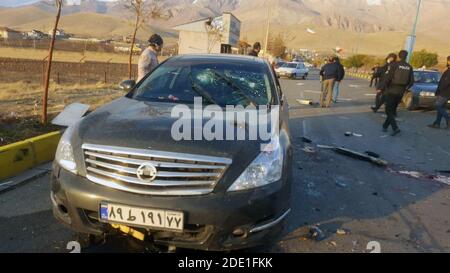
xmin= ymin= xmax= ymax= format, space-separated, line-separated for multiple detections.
xmin=336 ymin=229 xmax=349 ymax=235
xmin=302 ymin=146 xmax=316 ymax=153
xmin=332 ymin=147 xmax=388 ymax=167
xmin=300 ymin=136 xmax=313 ymax=143
xmin=328 ymin=241 xmax=337 ymax=247
xmin=308 ymin=226 xmax=326 ymax=241
xmin=345 ymin=132 xmax=363 ymax=137
xmin=296 ymin=99 xmax=319 ymax=106
xmin=365 ymin=151 xmax=380 ymax=158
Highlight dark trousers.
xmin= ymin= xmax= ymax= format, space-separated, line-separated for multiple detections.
xmin=370 ymin=76 xmax=379 ymax=87
xmin=383 ymin=93 xmax=403 ymax=131
xmin=374 ymin=91 xmax=385 ymax=110
xmin=434 ymin=96 xmax=450 ymax=125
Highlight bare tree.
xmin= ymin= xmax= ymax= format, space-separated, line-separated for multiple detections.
xmin=204 ymin=17 xmax=224 ymax=54
xmin=123 ymin=0 xmax=170 ymax=79
xmin=41 ymin=0 xmax=63 ymax=125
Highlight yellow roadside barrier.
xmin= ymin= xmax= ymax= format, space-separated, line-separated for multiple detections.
xmin=111 ymin=224 xmax=145 ymax=241
xmin=0 ymin=131 xmax=61 ymax=180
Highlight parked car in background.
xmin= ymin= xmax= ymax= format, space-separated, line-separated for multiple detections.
xmin=274 ymin=61 xmax=286 ymax=69
xmin=51 ymin=54 xmax=293 ymax=251
xmin=275 ymin=62 xmax=309 ymax=80
xmin=402 ymin=70 xmax=443 ymax=110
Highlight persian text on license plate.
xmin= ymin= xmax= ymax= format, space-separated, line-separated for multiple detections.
xmin=100 ymin=203 xmax=184 ymax=231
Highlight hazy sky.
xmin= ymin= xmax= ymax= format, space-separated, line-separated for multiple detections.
xmin=0 ymin=0 xmax=117 ymax=7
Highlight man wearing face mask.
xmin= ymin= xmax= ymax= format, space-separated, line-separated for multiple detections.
xmin=428 ymin=55 xmax=450 ymax=129
xmin=371 ymin=53 xmax=397 ymax=113
xmin=137 ymin=34 xmax=164 ymax=82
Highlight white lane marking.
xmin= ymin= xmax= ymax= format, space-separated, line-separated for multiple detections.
xmin=349 ymin=84 xmax=360 ymax=88
xmin=303 ymin=90 xmax=321 ymax=94
xmin=338 ymin=98 xmax=353 ymax=101
xmin=297 ymin=83 xmax=305 ymax=86
xmin=365 ymin=94 xmax=376 ymax=96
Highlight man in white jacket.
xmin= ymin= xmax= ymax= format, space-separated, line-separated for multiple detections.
xmin=137 ymin=34 xmax=164 ymax=82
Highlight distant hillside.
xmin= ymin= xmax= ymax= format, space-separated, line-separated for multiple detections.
xmin=0 ymin=0 xmax=449 ymax=58
xmin=0 ymin=6 xmax=52 ymax=27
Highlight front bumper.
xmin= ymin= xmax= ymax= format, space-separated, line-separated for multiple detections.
xmin=51 ymin=164 xmax=291 ymax=251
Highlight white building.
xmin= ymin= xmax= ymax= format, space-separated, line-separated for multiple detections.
xmin=0 ymin=27 xmax=23 ymax=40
xmin=173 ymin=12 xmax=241 ymax=54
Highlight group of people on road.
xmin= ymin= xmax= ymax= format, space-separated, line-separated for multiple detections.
xmin=369 ymin=51 xmax=450 ymax=136
xmin=319 ymin=56 xmax=345 ymax=107
xmin=136 ymin=34 xmax=450 ymax=135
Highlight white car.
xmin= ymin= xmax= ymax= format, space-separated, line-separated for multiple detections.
xmin=275 ymin=62 xmax=309 ymax=79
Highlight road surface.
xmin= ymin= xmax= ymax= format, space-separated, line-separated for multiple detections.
xmin=1 ymin=70 xmax=449 ymax=253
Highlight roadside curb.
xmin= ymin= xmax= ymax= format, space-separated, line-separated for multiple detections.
xmin=347 ymin=72 xmax=371 ymax=80
xmin=0 ymin=162 xmax=52 ymax=194
xmin=0 ymin=131 xmax=61 ymax=181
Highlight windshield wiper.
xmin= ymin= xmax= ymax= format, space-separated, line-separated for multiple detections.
xmin=188 ymin=73 xmax=218 ymax=105
xmin=208 ymin=69 xmax=258 ymax=107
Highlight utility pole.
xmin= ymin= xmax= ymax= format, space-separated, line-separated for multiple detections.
xmin=405 ymin=0 xmax=422 ymax=62
xmin=263 ymin=0 xmax=271 ymax=57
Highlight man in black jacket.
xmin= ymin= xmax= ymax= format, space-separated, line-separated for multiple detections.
xmin=378 ymin=50 xmax=414 ymax=136
xmin=332 ymin=57 xmax=345 ymax=103
xmin=428 ymin=55 xmax=450 ymax=129
xmin=371 ymin=53 xmax=397 ymax=113
xmin=319 ymin=56 xmax=341 ymax=107
xmin=370 ymin=63 xmax=380 ymax=87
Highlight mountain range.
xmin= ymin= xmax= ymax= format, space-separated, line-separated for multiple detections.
xmin=0 ymin=0 xmax=449 ymax=57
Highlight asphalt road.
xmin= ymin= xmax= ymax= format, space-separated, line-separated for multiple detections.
xmin=1 ymin=69 xmax=450 ymax=253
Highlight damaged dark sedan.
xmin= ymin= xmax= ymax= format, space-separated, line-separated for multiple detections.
xmin=50 ymin=54 xmax=293 ymax=251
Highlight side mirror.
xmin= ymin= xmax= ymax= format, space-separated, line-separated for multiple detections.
xmin=119 ymin=80 xmax=136 ymax=91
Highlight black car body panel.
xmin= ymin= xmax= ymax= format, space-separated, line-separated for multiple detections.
xmin=51 ymin=54 xmax=293 ymax=251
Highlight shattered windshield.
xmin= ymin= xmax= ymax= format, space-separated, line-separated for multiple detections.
xmin=132 ymin=59 xmax=274 ymax=107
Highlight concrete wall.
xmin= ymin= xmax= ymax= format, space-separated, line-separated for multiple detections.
xmin=178 ymin=31 xmax=221 ymax=55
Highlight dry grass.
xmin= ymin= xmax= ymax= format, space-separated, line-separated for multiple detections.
xmin=0 ymin=82 xmax=124 ymax=145
xmin=0 ymin=47 xmax=169 ymax=64
xmin=0 ymin=47 xmax=136 ymax=64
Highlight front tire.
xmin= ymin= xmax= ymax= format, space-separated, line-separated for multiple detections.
xmin=403 ymin=92 xmax=417 ymax=111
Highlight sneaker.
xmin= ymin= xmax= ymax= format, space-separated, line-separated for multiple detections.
xmin=371 ymin=106 xmax=378 ymax=113
xmin=427 ymin=124 xmax=440 ymax=129
xmin=391 ymin=129 xmax=401 ymax=136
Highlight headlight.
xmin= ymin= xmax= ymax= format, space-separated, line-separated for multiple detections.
xmin=419 ymin=91 xmax=435 ymax=97
xmin=55 ymin=124 xmax=77 ymax=174
xmin=228 ymin=137 xmax=284 ymax=192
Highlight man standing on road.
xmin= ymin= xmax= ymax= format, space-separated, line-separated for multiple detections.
xmin=319 ymin=56 xmax=340 ymax=107
xmin=248 ymin=42 xmax=261 ymax=57
xmin=371 ymin=53 xmax=397 ymax=113
xmin=370 ymin=63 xmax=380 ymax=88
xmin=333 ymin=56 xmax=345 ymax=103
xmin=428 ymin=55 xmax=450 ymax=129
xmin=137 ymin=34 xmax=164 ymax=82
xmin=378 ymin=50 xmax=414 ymax=136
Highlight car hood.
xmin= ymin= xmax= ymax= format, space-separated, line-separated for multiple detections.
xmin=411 ymin=83 xmax=438 ymax=92
xmin=73 ymin=97 xmax=265 ymax=160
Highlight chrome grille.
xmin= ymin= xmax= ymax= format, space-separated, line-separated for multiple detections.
xmin=82 ymin=143 xmax=232 ymax=195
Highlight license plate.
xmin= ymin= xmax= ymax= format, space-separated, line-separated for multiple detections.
xmin=100 ymin=203 xmax=184 ymax=231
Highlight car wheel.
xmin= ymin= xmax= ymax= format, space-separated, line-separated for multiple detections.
xmin=292 ymin=73 xmax=297 ymax=80
xmin=403 ymin=92 xmax=417 ymax=111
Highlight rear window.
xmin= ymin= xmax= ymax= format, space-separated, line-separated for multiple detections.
xmin=414 ymin=72 xmax=441 ymax=84
xmin=132 ymin=58 xmax=275 ymax=107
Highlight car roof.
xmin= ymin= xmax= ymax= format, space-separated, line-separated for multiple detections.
xmin=414 ymin=69 xmax=440 ymax=73
xmin=169 ymin=54 xmax=267 ymax=65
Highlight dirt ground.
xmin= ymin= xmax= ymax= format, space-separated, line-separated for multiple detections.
xmin=0 ymin=82 xmax=124 ymax=146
